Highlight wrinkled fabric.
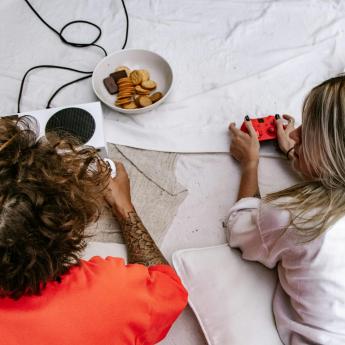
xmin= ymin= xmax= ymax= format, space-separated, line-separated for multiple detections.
xmin=1 ymin=1 xmax=345 ymax=153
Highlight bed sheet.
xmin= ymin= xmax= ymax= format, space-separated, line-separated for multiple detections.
xmin=1 ymin=0 xmax=345 ymax=153
xmin=0 ymin=1 xmax=331 ymax=344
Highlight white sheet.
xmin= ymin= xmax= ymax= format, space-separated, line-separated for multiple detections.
xmin=0 ymin=1 xmax=330 ymax=344
xmin=101 ymin=0 xmax=345 ymax=153
xmin=1 ymin=1 xmax=345 ymax=153
xmin=82 ymin=241 xmax=127 ymax=261
xmin=158 ymin=153 xmax=301 ymax=345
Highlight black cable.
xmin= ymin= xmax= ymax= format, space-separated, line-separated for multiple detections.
xmin=18 ymin=0 xmax=129 ymax=112
xmin=46 ymin=74 xmax=93 ymax=109
xmin=17 ymin=65 xmax=93 ymax=112
xmin=121 ymin=0 xmax=129 ymax=49
xmin=23 ymin=0 xmax=107 ymax=56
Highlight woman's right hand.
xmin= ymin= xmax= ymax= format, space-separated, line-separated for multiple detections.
xmin=104 ymin=161 xmax=134 ymax=220
xmin=275 ymin=114 xmax=296 ymax=155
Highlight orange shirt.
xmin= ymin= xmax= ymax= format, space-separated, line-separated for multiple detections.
xmin=0 ymin=256 xmax=188 ymax=345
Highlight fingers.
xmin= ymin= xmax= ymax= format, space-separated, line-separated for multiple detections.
xmin=282 ymin=114 xmax=295 ymax=122
xmin=275 ymin=114 xmax=295 ymax=133
xmin=275 ymin=116 xmax=285 ymax=133
xmin=228 ymin=122 xmax=236 ymax=132
xmin=114 ymin=161 xmax=127 ymax=177
xmin=229 ymin=121 xmax=253 ymax=137
xmin=244 ymin=119 xmax=257 ymax=137
xmin=282 ymin=114 xmax=295 ymax=129
xmin=229 ymin=122 xmax=241 ymax=137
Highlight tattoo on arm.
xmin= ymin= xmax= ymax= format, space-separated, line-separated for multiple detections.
xmin=120 ymin=211 xmax=168 ymax=266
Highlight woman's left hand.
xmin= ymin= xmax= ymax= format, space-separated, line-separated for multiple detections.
xmin=229 ymin=121 xmax=260 ymax=167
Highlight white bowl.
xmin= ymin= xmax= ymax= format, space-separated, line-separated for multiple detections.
xmin=92 ymin=49 xmax=173 ymax=115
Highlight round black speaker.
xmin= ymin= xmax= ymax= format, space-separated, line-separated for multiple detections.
xmin=45 ymin=107 xmax=96 ymax=144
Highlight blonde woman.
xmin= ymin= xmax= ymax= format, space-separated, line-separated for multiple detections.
xmin=227 ymin=76 xmax=345 ymax=344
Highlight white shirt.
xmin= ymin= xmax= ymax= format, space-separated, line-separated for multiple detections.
xmin=226 ymin=197 xmax=345 ymax=345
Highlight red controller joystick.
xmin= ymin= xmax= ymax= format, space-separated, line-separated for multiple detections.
xmin=240 ymin=115 xmax=280 ymax=142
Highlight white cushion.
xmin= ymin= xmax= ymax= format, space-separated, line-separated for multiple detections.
xmin=172 ymin=245 xmax=283 ymax=345
xmin=82 ymin=241 xmax=128 ymax=262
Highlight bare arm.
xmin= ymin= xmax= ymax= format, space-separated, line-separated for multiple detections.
xmin=230 ymin=114 xmax=296 ymax=200
xmin=237 ymin=161 xmax=260 ymax=200
xmin=105 ymin=162 xmax=168 ymax=266
xmin=229 ymin=119 xmax=260 ymax=200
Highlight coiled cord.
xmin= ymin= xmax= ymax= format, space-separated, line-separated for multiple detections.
xmin=17 ymin=0 xmax=129 ymax=112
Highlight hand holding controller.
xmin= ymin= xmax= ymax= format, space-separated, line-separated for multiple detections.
xmin=240 ymin=114 xmax=284 ymax=142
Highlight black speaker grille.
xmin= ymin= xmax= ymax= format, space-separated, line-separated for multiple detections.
xmin=45 ymin=107 xmax=96 ymax=144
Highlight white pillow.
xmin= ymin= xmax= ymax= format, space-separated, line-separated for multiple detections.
xmin=82 ymin=241 xmax=128 ymax=262
xmin=172 ymin=245 xmax=283 ymax=345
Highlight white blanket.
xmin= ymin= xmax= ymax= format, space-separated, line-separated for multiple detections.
xmin=1 ymin=0 xmax=345 ymax=153
xmin=0 ymin=2 xmax=335 ymax=344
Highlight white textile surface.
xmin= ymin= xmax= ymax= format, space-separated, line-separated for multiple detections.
xmin=82 ymin=241 xmax=128 ymax=262
xmin=172 ymin=245 xmax=282 ymax=345
xmin=0 ymin=1 xmax=331 ymax=344
xmin=1 ymin=0 xmax=345 ymax=153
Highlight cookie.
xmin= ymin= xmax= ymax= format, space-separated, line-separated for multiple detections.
xmin=119 ymin=92 xmax=134 ymax=97
xmin=134 ymin=96 xmax=141 ymax=107
xmin=110 ymin=70 xmax=128 ymax=83
xmin=150 ymin=92 xmax=163 ymax=103
xmin=138 ymin=96 xmax=152 ymax=107
xmin=118 ymin=84 xmax=133 ymax=89
xmin=118 ymin=83 xmax=134 ymax=89
xmin=118 ymin=87 xmax=134 ymax=93
xmin=123 ymin=102 xmax=137 ymax=109
xmin=117 ymin=78 xmax=134 ymax=95
xmin=138 ymin=69 xmax=150 ymax=82
xmin=141 ymin=80 xmax=157 ymax=90
xmin=115 ymin=65 xmax=131 ymax=76
xmin=130 ymin=70 xmax=142 ymax=85
xmin=110 ymin=65 xmax=164 ymax=109
xmin=115 ymin=96 xmax=132 ymax=104
xmin=103 ymin=77 xmax=118 ymax=94
xmin=119 ymin=90 xmax=134 ymax=94
xmin=117 ymin=77 xmax=132 ymax=85
xmin=135 ymin=85 xmax=150 ymax=95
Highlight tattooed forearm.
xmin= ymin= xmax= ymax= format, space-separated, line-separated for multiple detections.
xmin=120 ymin=211 xmax=168 ymax=266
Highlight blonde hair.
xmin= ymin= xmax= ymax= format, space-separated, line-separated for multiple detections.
xmin=265 ymin=75 xmax=345 ymax=240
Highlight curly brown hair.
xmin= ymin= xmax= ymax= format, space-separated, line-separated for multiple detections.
xmin=0 ymin=115 xmax=110 ymax=299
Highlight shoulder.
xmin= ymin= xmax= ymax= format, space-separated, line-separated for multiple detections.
xmin=80 ymin=256 xmax=127 ymax=275
xmin=228 ymin=197 xmax=291 ymax=232
xmin=317 ymin=215 xmax=345 ymax=258
xmin=79 ymin=256 xmax=185 ymax=288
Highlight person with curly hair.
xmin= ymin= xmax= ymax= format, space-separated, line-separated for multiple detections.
xmin=0 ymin=116 xmax=188 ymax=345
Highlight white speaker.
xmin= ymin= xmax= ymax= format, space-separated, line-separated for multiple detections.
xmin=18 ymin=101 xmax=108 ymax=157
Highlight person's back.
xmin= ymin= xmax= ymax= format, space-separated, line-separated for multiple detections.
xmin=0 ymin=256 xmax=186 ymax=345
xmin=0 ymin=116 xmax=187 ymax=345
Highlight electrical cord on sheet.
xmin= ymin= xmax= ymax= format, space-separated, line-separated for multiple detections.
xmin=17 ymin=0 xmax=129 ymax=112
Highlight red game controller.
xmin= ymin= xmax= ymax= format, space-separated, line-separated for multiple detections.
xmin=240 ymin=115 xmax=282 ymax=142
